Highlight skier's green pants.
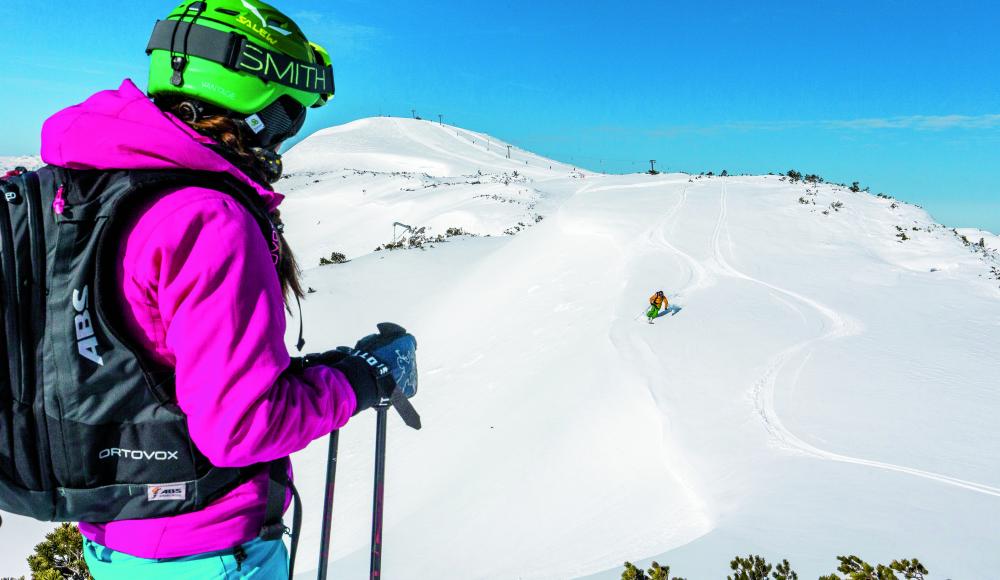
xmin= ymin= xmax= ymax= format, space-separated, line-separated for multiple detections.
xmin=646 ymin=305 xmax=660 ymax=320
xmin=83 ymin=536 xmax=288 ymax=579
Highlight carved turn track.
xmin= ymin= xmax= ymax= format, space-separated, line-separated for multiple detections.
xmin=713 ymin=179 xmax=1000 ymax=498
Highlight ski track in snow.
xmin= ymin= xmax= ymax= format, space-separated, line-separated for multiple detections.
xmin=606 ymin=181 xmax=716 ymax=550
xmin=589 ymin=179 xmax=682 ymax=194
xmin=645 ymin=186 xmax=710 ymax=297
xmin=714 ymin=179 xmax=1000 ymax=498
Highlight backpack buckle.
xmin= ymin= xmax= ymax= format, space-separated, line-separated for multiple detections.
xmin=258 ymin=522 xmax=287 ymax=542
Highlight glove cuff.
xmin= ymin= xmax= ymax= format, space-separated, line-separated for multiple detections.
xmin=332 ymin=355 xmax=379 ymax=414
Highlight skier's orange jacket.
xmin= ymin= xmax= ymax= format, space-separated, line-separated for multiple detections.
xmin=649 ymin=293 xmax=668 ymax=308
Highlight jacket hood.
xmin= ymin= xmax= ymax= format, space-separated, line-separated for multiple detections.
xmin=41 ymin=79 xmax=282 ymax=210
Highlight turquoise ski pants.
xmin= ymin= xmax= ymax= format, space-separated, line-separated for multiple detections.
xmin=83 ymin=536 xmax=288 ymax=579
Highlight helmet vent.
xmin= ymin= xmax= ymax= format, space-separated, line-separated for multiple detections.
xmin=215 ymin=8 xmax=239 ymax=15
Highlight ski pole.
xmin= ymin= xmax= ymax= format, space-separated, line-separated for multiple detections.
xmin=316 ymin=430 xmax=341 ymax=580
xmin=370 ymin=406 xmax=389 ymax=578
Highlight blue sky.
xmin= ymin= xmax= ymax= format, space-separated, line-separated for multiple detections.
xmin=5 ymin=0 xmax=999 ymax=231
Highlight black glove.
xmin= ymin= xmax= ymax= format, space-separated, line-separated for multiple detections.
xmin=303 ymin=323 xmax=420 ymax=429
xmin=303 ymin=349 xmax=383 ymax=414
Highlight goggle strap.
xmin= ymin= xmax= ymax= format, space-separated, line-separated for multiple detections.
xmin=148 ymin=19 xmax=243 ymax=70
xmin=147 ymin=19 xmax=334 ymax=96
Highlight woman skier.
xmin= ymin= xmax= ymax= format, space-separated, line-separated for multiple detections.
xmin=36 ymin=1 xmax=415 ymax=577
xmin=647 ymin=290 xmax=669 ymax=323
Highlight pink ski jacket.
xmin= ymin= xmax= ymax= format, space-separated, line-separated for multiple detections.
xmin=40 ymin=79 xmax=356 ymax=558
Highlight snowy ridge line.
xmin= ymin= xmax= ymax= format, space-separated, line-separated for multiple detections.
xmin=447 ymin=125 xmax=567 ymax=170
xmin=448 ymin=126 xmax=521 ymax=161
xmin=396 ymin=118 xmax=533 ymax=172
xmin=716 ymin=179 xmax=1000 ymax=498
xmin=394 ymin=118 xmax=486 ymax=168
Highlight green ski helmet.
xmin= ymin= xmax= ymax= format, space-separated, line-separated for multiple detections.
xmin=147 ymin=0 xmax=334 ymax=147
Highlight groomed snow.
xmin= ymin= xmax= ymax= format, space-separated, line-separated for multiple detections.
xmin=2 ymin=119 xmax=998 ymax=578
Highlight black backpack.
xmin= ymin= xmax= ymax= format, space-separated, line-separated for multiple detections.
xmin=0 ymin=165 xmax=290 ymax=527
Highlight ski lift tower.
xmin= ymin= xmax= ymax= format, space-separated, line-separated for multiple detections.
xmin=393 ymin=222 xmax=413 ymax=244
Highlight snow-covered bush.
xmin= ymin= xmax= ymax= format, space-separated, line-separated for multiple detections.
xmin=376 ymin=232 xmax=438 ymax=251
xmin=319 ymin=251 xmax=349 ymax=265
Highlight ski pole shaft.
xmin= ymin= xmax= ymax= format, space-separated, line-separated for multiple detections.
xmin=370 ymin=406 xmax=389 ymax=578
xmin=316 ymin=430 xmax=340 ymax=580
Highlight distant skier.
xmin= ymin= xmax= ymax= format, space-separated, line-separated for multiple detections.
xmin=647 ymin=290 xmax=668 ymax=323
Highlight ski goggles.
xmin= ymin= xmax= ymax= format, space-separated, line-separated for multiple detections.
xmin=146 ymin=19 xmax=335 ymax=105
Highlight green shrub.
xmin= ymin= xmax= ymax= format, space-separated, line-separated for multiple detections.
xmin=621 ymin=554 xmax=927 ymax=580
xmin=729 ymin=554 xmax=773 ymax=580
xmin=820 ymin=555 xmax=928 ymax=580
xmin=622 ymin=560 xmax=685 ymax=580
xmin=27 ymin=523 xmax=92 ymax=580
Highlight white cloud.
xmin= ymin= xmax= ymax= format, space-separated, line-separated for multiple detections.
xmin=635 ymin=113 xmax=1000 ymax=137
xmin=824 ymin=114 xmax=1000 ymax=130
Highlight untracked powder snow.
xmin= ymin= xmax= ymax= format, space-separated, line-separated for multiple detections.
xmin=2 ymin=119 xmax=998 ymax=579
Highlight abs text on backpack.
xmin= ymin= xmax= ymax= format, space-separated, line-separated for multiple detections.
xmin=0 ymin=165 xmax=284 ymax=523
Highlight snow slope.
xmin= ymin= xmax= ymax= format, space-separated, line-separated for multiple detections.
xmin=0 ymin=155 xmax=42 ymax=173
xmin=277 ymin=119 xmax=1000 ymax=579
xmin=2 ymin=118 xmax=998 ymax=578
